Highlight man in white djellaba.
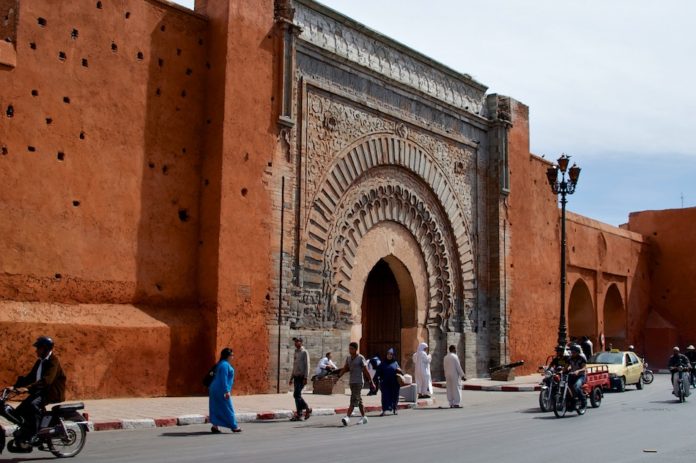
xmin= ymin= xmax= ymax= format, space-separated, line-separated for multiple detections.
xmin=443 ymin=345 xmax=466 ymax=408
xmin=412 ymin=342 xmax=433 ymax=398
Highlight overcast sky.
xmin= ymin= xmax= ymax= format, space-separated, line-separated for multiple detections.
xmin=174 ymin=0 xmax=695 ymax=225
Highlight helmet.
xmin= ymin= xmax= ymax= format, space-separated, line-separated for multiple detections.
xmin=688 ymin=345 xmax=695 ymax=351
xmin=628 ymin=345 xmax=635 ymax=350
xmin=570 ymin=344 xmax=581 ymax=354
xmin=33 ymin=336 xmax=54 ymax=350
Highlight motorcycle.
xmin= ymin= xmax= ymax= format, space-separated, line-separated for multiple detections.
xmin=552 ymin=371 xmax=587 ymax=418
xmin=0 ymin=387 xmax=89 ymax=458
xmin=641 ymin=359 xmax=654 ymax=385
xmin=671 ymin=367 xmax=689 ymax=403
xmin=538 ymin=365 xmax=559 ymax=412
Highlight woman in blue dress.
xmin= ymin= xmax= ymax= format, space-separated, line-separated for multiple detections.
xmin=209 ymin=347 xmax=242 ymax=433
xmin=375 ymin=348 xmax=402 ymax=416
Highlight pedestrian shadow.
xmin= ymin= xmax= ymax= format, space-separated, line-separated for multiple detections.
xmin=298 ymin=423 xmax=346 ymax=429
xmin=649 ymin=399 xmax=684 ymax=404
xmin=160 ymin=431 xmax=219 ymax=437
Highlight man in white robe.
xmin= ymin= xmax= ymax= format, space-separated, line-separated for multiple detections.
xmin=443 ymin=345 xmax=465 ymax=408
xmin=412 ymin=342 xmax=433 ymax=398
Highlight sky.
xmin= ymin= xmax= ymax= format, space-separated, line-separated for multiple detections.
xmin=173 ymin=0 xmax=695 ymax=226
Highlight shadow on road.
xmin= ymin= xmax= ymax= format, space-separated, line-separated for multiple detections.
xmin=2 ymin=457 xmax=55 ymax=462
xmin=649 ymin=400 xmax=682 ymax=404
xmin=518 ymin=407 xmax=547 ymax=414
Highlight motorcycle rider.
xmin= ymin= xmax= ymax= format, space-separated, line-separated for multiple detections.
xmin=567 ymin=344 xmax=587 ymax=407
xmin=549 ymin=345 xmax=570 ymax=370
xmin=669 ymin=346 xmax=691 ymax=397
xmin=684 ymin=345 xmax=696 ymax=387
xmin=11 ymin=336 xmax=66 ymax=448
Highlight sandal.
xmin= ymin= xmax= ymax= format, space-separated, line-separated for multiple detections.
xmin=289 ymin=415 xmax=302 ymax=421
xmin=232 ymin=427 xmax=242 ymax=433
xmin=211 ymin=426 xmax=221 ymax=434
xmin=304 ymin=408 xmax=312 ymax=420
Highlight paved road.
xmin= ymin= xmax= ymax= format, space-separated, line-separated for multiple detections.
xmin=4 ymin=375 xmax=693 ymax=463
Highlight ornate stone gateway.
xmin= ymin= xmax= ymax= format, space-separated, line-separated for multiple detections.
xmin=273 ymin=0 xmax=510 ymax=381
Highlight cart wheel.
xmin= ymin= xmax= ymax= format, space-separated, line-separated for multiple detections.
xmin=590 ymin=387 xmax=602 ymax=408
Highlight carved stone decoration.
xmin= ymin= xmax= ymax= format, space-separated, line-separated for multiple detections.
xmin=394 ymin=122 xmax=408 ymax=139
xmin=301 ymin=134 xmax=476 ymax=333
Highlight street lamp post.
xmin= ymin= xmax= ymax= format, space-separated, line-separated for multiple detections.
xmin=546 ymin=155 xmax=581 ymax=347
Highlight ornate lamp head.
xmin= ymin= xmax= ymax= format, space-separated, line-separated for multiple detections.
xmin=546 ymin=165 xmax=559 ymax=188
xmin=557 ymin=154 xmax=571 ymax=173
xmin=568 ymin=163 xmax=581 ymax=186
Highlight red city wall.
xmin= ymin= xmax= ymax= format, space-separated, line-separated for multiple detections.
xmin=0 ymin=0 xmax=211 ymax=398
xmin=506 ymin=100 xmax=651 ymax=374
xmin=627 ymin=207 xmax=696 ymax=367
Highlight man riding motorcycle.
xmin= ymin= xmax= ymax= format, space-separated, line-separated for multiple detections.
xmin=669 ymin=346 xmax=691 ymax=397
xmin=10 ymin=336 xmax=66 ymax=449
xmin=549 ymin=345 xmax=570 ymax=370
xmin=567 ymin=344 xmax=587 ymax=407
xmin=684 ymin=345 xmax=696 ymax=387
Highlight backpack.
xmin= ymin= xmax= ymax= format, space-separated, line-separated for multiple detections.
xmin=203 ymin=364 xmax=217 ymax=387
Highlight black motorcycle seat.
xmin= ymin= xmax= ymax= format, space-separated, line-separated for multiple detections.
xmin=51 ymin=403 xmax=85 ymax=412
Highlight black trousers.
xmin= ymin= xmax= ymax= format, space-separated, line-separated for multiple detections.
xmin=15 ymin=393 xmax=44 ymax=440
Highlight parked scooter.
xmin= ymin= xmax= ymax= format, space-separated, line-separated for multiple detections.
xmin=641 ymin=359 xmax=654 ymax=385
xmin=0 ymin=387 xmax=88 ymax=458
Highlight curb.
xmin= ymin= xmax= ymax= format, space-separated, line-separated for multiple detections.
xmin=83 ymin=400 xmax=431 ymax=433
xmin=434 ymin=382 xmax=541 ymax=392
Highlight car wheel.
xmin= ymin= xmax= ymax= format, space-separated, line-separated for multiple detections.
xmin=618 ymin=377 xmax=626 ymax=392
xmin=636 ymin=376 xmax=643 ymax=390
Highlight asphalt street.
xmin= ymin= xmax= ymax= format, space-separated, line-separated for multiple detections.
xmin=3 ymin=375 xmax=693 ymax=463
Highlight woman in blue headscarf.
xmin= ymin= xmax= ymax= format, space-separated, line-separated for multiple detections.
xmin=375 ymin=348 xmax=402 ymax=416
xmin=209 ymin=347 xmax=242 ymax=433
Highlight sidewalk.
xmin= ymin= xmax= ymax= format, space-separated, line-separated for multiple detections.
xmin=1 ymin=376 xmax=541 ymax=436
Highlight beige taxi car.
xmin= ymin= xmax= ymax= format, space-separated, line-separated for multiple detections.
xmin=587 ymin=350 xmax=644 ymax=392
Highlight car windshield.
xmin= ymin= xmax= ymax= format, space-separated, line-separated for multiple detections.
xmin=589 ymin=352 xmax=623 ymax=364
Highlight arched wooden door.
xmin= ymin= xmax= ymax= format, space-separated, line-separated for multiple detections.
xmin=361 ymin=259 xmax=402 ymax=359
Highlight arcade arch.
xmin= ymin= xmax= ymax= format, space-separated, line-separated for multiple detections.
xmin=568 ymin=279 xmax=596 ymax=342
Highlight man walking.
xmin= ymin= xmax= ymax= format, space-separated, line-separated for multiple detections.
xmin=289 ymin=337 xmax=312 ymax=421
xmin=443 ymin=345 xmax=465 ymax=408
xmin=337 ymin=342 xmax=375 ymax=425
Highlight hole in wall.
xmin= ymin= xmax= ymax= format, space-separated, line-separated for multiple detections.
xmin=198 ymin=38 xmax=203 ymax=46
xmin=72 ymin=200 xmax=80 ymax=207
xmin=37 ymin=17 xmax=47 ymax=27
xmin=45 ymin=117 xmax=53 ymax=125
xmin=136 ymin=51 xmax=144 ymax=60
xmin=57 ymin=151 xmax=65 ymax=161
xmin=203 ymin=179 xmax=209 ymax=186
xmin=241 ymin=188 xmax=248 ymax=197
xmin=96 ymin=1 xmax=102 ymax=9
xmin=178 ymin=209 xmax=189 ymax=222
xmin=181 ymin=148 xmax=187 ymax=154
xmin=180 ymin=90 xmax=186 ymax=98
xmin=82 ymin=58 xmax=88 ymax=67
xmin=63 ymin=96 xmax=70 ymax=103
xmin=206 ymin=119 xmax=211 ymax=124
xmin=6 ymin=105 xmax=14 ymax=117
xmin=176 ymin=48 xmax=181 ymax=56
xmin=29 ymin=42 xmax=36 ymax=49
xmin=155 ymin=88 xmax=161 ymax=96
xmin=265 ymin=293 xmax=270 ymax=301
xmin=206 ymin=62 xmax=210 ymax=69
xmin=27 ymin=146 xmax=36 ymax=152
xmin=111 ymin=42 xmax=118 ymax=52
xmin=1 ymin=146 xmax=7 ymax=155
xmin=148 ymin=162 xmax=155 ymax=169
xmin=71 ymin=29 xmax=78 ymax=39
xmin=125 ymin=11 xmax=130 ymax=19
xmin=79 ymin=131 xmax=85 ymax=140
xmin=185 ymin=68 xmax=192 ymax=75
xmin=155 ymin=283 xmax=163 ymax=291
xmin=162 ymin=165 xmax=168 ymax=175
xmin=58 ymin=51 xmax=66 ymax=61
xmin=268 ymin=161 xmax=272 ymax=167
xmin=158 ymin=58 xmax=164 ymax=67
xmin=54 ymin=273 xmax=62 ymax=280
xmin=160 ymin=25 xmax=166 ymax=32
